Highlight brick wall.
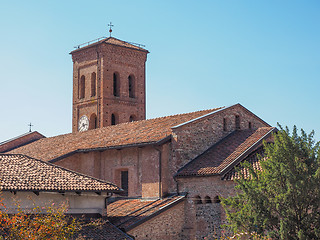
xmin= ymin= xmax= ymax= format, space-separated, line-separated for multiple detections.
xmin=55 ymin=143 xmax=171 ymax=198
xmin=0 ymin=132 xmax=45 ymax=153
xmin=176 ymin=175 xmax=237 ymax=239
xmin=169 ymin=104 xmax=269 ymax=193
xmin=128 ymin=200 xmax=186 ymax=240
xmin=71 ymin=41 xmax=147 ymax=132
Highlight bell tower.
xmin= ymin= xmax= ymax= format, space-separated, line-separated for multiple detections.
xmin=70 ymin=37 xmax=148 ymax=132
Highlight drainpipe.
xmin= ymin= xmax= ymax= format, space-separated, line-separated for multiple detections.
xmin=153 ymin=146 xmax=162 ymax=199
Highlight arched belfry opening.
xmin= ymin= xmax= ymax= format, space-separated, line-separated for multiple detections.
xmin=89 ymin=113 xmax=97 ymax=129
xmin=79 ymin=75 xmax=85 ymax=99
xmin=91 ymin=72 xmax=96 ymax=97
xmin=128 ymin=74 xmax=135 ymax=98
xmin=113 ymin=72 xmax=120 ymax=97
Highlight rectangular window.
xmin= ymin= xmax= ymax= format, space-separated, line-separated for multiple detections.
xmin=223 ymin=118 xmax=227 ymax=131
xmin=235 ymin=115 xmax=240 ymax=130
xmin=121 ymin=170 xmax=128 ymax=196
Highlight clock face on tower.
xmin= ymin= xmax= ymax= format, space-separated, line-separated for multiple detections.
xmin=78 ymin=115 xmax=89 ymax=132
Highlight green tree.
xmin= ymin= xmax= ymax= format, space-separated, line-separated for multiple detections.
xmin=222 ymin=125 xmax=320 ymax=239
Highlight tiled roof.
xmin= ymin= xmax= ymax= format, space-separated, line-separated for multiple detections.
xmin=104 ymin=37 xmax=148 ymax=52
xmin=0 ymin=154 xmax=120 ymax=192
xmin=76 ymin=219 xmax=134 ymax=240
xmin=175 ymin=127 xmax=275 ymax=177
xmin=0 ymin=131 xmax=45 ymax=153
xmin=107 ymin=195 xmax=185 ymax=231
xmin=222 ymin=147 xmax=264 ymax=181
xmin=9 ymin=108 xmax=221 ymax=162
xmin=71 ymin=37 xmax=148 ymax=54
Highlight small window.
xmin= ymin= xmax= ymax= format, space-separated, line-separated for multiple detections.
xmin=121 ymin=170 xmax=128 ymax=196
xmin=113 ymin=72 xmax=120 ymax=97
xmin=111 ymin=114 xmax=116 ymax=125
xmin=235 ymin=115 xmax=240 ymax=130
xmin=223 ymin=118 xmax=227 ymax=131
xmin=194 ymin=195 xmax=202 ymax=204
xmin=129 ymin=115 xmax=136 ymax=122
xmin=213 ymin=196 xmax=221 ymax=203
xmin=79 ymin=75 xmax=85 ymax=99
xmin=91 ymin=72 xmax=96 ymax=97
xmin=128 ymin=75 xmax=135 ymax=98
xmin=204 ymin=196 xmax=212 ymax=204
xmin=248 ymin=122 xmax=252 ymax=129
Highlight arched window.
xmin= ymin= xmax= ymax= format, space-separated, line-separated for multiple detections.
xmin=235 ymin=115 xmax=240 ymax=130
xmin=194 ymin=195 xmax=202 ymax=205
xmin=91 ymin=72 xmax=96 ymax=97
xmin=89 ymin=113 xmax=97 ymax=129
xmin=128 ymin=74 xmax=135 ymax=98
xmin=129 ymin=115 xmax=136 ymax=122
xmin=223 ymin=118 xmax=227 ymax=131
xmin=79 ymin=75 xmax=85 ymax=99
xmin=204 ymin=196 xmax=212 ymax=204
xmin=213 ymin=196 xmax=221 ymax=203
xmin=113 ymin=72 xmax=120 ymax=97
xmin=248 ymin=122 xmax=252 ymax=129
xmin=111 ymin=113 xmax=116 ymax=125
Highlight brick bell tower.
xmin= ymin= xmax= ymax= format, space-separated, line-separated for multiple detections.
xmin=70 ymin=36 xmax=148 ymax=133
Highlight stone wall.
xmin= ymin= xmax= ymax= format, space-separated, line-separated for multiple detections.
xmin=176 ymin=175 xmax=237 ymax=239
xmin=128 ymin=200 xmax=185 ymax=240
xmin=169 ymin=104 xmax=269 ymax=193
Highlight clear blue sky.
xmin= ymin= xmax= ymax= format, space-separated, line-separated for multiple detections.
xmin=1 ymin=0 xmax=319 ymax=142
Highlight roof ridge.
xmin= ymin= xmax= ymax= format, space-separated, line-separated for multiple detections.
xmin=175 ymin=127 xmax=276 ymax=178
xmin=31 ymin=108 xmax=221 ymax=139
xmin=147 ymin=108 xmax=219 ymax=121
xmin=0 ymin=131 xmax=44 ymax=145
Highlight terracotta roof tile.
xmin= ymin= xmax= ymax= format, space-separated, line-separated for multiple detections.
xmin=104 ymin=37 xmax=148 ymax=52
xmin=71 ymin=37 xmax=148 ymax=54
xmin=107 ymin=195 xmax=185 ymax=231
xmin=0 ymin=154 xmax=120 ymax=192
xmin=176 ymin=127 xmax=275 ymax=177
xmin=76 ymin=219 xmax=134 ymax=240
xmin=9 ymin=108 xmax=221 ymax=162
xmin=0 ymin=131 xmax=45 ymax=153
xmin=222 ymin=147 xmax=264 ymax=181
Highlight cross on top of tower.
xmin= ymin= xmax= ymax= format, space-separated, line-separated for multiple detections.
xmin=28 ymin=122 xmax=33 ymax=132
xmin=108 ymin=22 xmax=114 ymax=37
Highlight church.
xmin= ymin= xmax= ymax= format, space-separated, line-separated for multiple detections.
xmin=1 ymin=35 xmax=275 ymax=239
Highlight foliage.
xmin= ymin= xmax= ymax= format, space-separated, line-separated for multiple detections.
xmin=222 ymin=125 xmax=320 ymax=239
xmin=0 ymin=198 xmax=81 ymax=239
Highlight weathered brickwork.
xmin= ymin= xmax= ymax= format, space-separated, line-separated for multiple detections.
xmin=55 ymin=143 xmax=171 ymax=198
xmin=0 ymin=131 xmax=45 ymax=153
xmin=128 ymin=200 xmax=186 ymax=240
xmin=177 ymin=176 xmax=236 ymax=239
xmin=169 ymin=104 xmax=269 ymax=192
xmin=71 ymin=38 xmax=148 ymax=132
